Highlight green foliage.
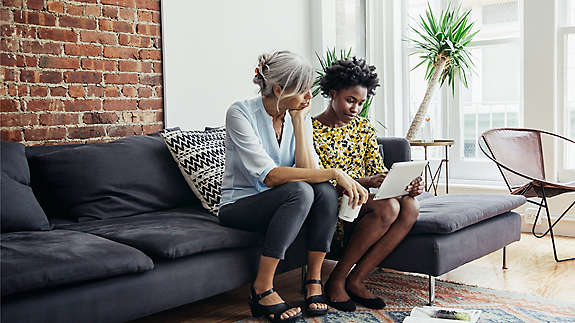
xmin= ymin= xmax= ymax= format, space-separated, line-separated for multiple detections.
xmin=312 ymin=47 xmax=374 ymax=118
xmin=407 ymin=1 xmax=479 ymax=94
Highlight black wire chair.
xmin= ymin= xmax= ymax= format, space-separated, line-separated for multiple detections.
xmin=479 ymin=128 xmax=575 ymax=262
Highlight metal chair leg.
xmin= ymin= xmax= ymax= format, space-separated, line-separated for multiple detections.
xmin=301 ymin=265 xmax=307 ymax=295
xmin=540 ymin=186 xmax=575 ymax=262
xmin=428 ymin=275 xmax=435 ymax=305
xmin=502 ymin=246 xmax=508 ymax=269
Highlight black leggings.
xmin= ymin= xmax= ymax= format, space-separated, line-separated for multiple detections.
xmin=218 ymin=181 xmax=339 ymax=259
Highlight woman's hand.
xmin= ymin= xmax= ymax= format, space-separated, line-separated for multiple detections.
xmin=366 ymin=172 xmax=387 ymax=188
xmin=405 ymin=176 xmax=424 ymax=197
xmin=288 ymin=103 xmax=311 ymax=121
xmin=333 ymin=169 xmax=369 ymax=208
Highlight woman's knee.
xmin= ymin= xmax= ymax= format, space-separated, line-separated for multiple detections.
xmin=399 ymin=196 xmax=420 ymax=224
xmin=370 ymin=198 xmax=400 ymax=226
xmin=312 ymin=182 xmax=338 ymax=207
xmin=282 ymin=181 xmax=315 ymax=207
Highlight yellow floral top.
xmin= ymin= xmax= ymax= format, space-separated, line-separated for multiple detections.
xmin=312 ymin=116 xmax=387 ymax=255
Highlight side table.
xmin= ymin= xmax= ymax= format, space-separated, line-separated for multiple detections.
xmin=408 ymin=139 xmax=454 ymax=195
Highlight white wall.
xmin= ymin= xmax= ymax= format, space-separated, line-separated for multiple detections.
xmin=161 ymin=1 xmax=312 ymax=130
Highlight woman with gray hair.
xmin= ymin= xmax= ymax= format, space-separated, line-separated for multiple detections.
xmin=218 ymin=50 xmax=369 ymax=322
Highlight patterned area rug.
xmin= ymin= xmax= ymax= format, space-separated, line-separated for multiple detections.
xmin=237 ymin=269 xmax=575 ymax=322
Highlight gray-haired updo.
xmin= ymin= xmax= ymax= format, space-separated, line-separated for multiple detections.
xmin=253 ymin=50 xmax=314 ymax=100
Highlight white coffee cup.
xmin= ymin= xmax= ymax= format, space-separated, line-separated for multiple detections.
xmin=338 ymin=194 xmax=361 ymax=222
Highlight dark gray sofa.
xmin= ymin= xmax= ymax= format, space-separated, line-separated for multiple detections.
xmin=1 ymin=133 xmax=525 ymax=323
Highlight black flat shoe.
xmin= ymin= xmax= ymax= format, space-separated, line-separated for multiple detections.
xmin=327 ymin=297 xmax=357 ymax=312
xmin=249 ymin=286 xmax=302 ymax=322
xmin=346 ymin=287 xmax=386 ymax=309
xmin=304 ymin=279 xmax=328 ymax=317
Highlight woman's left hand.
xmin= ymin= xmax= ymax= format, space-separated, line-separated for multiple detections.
xmin=288 ymin=103 xmax=311 ymax=121
xmin=405 ymin=176 xmax=424 ymax=197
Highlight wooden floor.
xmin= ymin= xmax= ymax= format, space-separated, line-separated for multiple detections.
xmin=133 ymin=234 xmax=575 ymax=323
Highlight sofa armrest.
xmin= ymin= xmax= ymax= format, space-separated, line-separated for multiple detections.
xmin=377 ymin=137 xmax=411 ymax=169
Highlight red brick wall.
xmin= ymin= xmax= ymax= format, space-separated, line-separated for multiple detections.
xmin=0 ymin=0 xmax=163 ymax=145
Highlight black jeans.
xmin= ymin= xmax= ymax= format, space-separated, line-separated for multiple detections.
xmin=218 ymin=181 xmax=338 ymax=259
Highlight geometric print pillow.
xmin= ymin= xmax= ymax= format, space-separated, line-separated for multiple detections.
xmin=161 ymin=128 xmax=226 ymax=215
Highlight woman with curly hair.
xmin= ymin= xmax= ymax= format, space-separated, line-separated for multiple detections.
xmin=312 ymin=57 xmax=424 ymax=312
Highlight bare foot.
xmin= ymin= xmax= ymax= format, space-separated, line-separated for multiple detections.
xmin=325 ymin=277 xmax=350 ymax=302
xmin=346 ymin=278 xmax=376 ymax=299
xmin=253 ymin=285 xmax=301 ymax=320
xmin=306 ymin=282 xmax=328 ymax=310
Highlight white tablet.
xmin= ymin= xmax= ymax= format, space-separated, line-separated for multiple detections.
xmin=373 ymin=161 xmax=427 ymax=200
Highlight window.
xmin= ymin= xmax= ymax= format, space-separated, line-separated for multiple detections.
xmin=558 ymin=0 xmax=575 ymax=178
xmin=402 ymin=0 xmax=522 ymax=181
xmin=335 ymin=0 xmax=366 ymax=57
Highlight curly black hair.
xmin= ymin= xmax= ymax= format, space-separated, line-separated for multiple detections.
xmin=319 ymin=57 xmax=380 ymax=98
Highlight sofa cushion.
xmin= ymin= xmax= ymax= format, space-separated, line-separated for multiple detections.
xmin=57 ymin=207 xmax=262 ymax=259
xmin=411 ymin=194 xmax=526 ymax=234
xmin=1 ymin=230 xmax=154 ymax=296
xmin=27 ymin=135 xmax=198 ymax=221
xmin=161 ymin=128 xmax=226 ymax=215
xmin=0 ymin=142 xmax=50 ymax=233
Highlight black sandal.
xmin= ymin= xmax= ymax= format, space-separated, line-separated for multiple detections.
xmin=249 ymin=286 xmax=302 ymax=322
xmin=304 ymin=279 xmax=329 ymax=316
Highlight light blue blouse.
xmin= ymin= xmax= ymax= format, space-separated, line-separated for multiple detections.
xmin=219 ymin=96 xmax=319 ymax=207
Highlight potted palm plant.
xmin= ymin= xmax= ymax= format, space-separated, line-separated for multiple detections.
xmin=405 ymin=2 xmax=479 ymax=140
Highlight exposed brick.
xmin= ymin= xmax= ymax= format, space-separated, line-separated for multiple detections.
xmin=14 ymin=25 xmax=37 ymax=39
xmin=1 ymin=113 xmax=38 ymax=126
xmin=139 ymin=74 xmax=161 ymax=86
xmin=136 ymin=23 xmax=160 ymax=36
xmin=112 ymin=21 xmax=133 ymax=33
xmin=68 ymin=85 xmax=85 ymax=97
xmin=47 ymin=1 xmax=64 ymax=13
xmin=21 ymin=40 xmax=61 ymax=55
xmin=143 ymin=124 xmax=162 ymax=134
xmin=64 ymin=43 xmax=101 ymax=56
xmin=27 ymin=0 xmax=44 ymax=10
xmin=137 ymin=10 xmax=151 ymax=22
xmin=38 ymin=28 xmax=78 ymax=42
xmin=66 ymin=3 xmax=83 ymax=16
xmin=103 ymin=99 xmax=137 ymax=110
xmin=30 ymin=85 xmax=48 ymax=96
xmin=103 ymin=46 xmax=138 ymax=59
xmin=50 ymin=86 xmax=66 ymax=96
xmin=101 ymin=0 xmax=135 ymax=8
xmin=86 ymin=85 xmax=104 ymax=97
xmin=137 ymin=87 xmax=152 ymax=97
xmin=0 ymin=99 xmax=19 ymax=112
xmin=25 ymin=99 xmax=64 ymax=111
xmin=18 ymin=85 xmax=29 ymax=96
xmin=0 ymin=25 xmax=15 ymax=37
xmin=105 ymin=85 xmax=120 ymax=97
xmin=118 ymin=34 xmax=152 ymax=47
xmin=68 ymin=126 xmax=105 ymax=139
xmin=102 ymin=6 xmax=117 ymax=18
xmin=60 ymin=16 xmax=97 ymax=30
xmin=64 ymin=71 xmax=102 ymax=83
xmin=40 ymin=70 xmax=63 ymax=83
xmin=1 ymin=68 xmax=17 ymax=82
xmin=85 ymin=4 xmax=100 ymax=16
xmin=24 ymin=127 xmax=66 ymax=141
xmin=80 ymin=30 xmax=117 ymax=45
xmin=39 ymin=113 xmax=80 ymax=126
xmin=108 ymin=124 xmax=142 ymax=137
xmin=39 ymin=56 xmax=80 ymax=69
xmin=119 ymin=60 xmax=151 ymax=72
xmin=122 ymin=86 xmax=137 ymax=97
xmin=15 ymin=55 xmax=37 ymax=67
xmin=20 ymin=70 xmax=39 ymax=82
xmin=153 ymin=61 xmax=161 ymax=73
xmin=14 ymin=10 xmax=56 ymax=26
xmin=98 ymin=18 xmax=114 ymax=31
xmin=151 ymin=11 xmax=160 ymax=23
xmin=0 ymin=38 xmax=19 ymax=52
xmin=81 ymin=58 xmax=116 ymax=71
xmin=119 ymin=8 xmax=135 ymax=21
xmin=1 ymin=129 xmax=23 ymax=141
xmin=73 ymin=0 xmax=96 ymax=3
xmin=0 ymin=53 xmax=17 ymax=66
xmin=104 ymin=72 xmax=137 ymax=84
xmin=139 ymin=49 xmax=160 ymax=60
xmin=82 ymin=111 xmax=118 ymax=124
xmin=138 ymin=98 xmax=161 ymax=110
xmin=154 ymin=86 xmax=161 ymax=96
xmin=2 ymin=0 xmax=23 ymax=8
xmin=0 ymin=8 xmax=11 ymax=22
xmin=136 ymin=0 xmax=159 ymax=11
xmin=64 ymin=99 xmax=100 ymax=111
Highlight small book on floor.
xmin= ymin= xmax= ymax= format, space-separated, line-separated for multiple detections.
xmin=402 ymin=306 xmax=481 ymax=323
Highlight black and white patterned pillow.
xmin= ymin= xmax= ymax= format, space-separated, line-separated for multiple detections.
xmin=161 ymin=128 xmax=225 ymax=215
